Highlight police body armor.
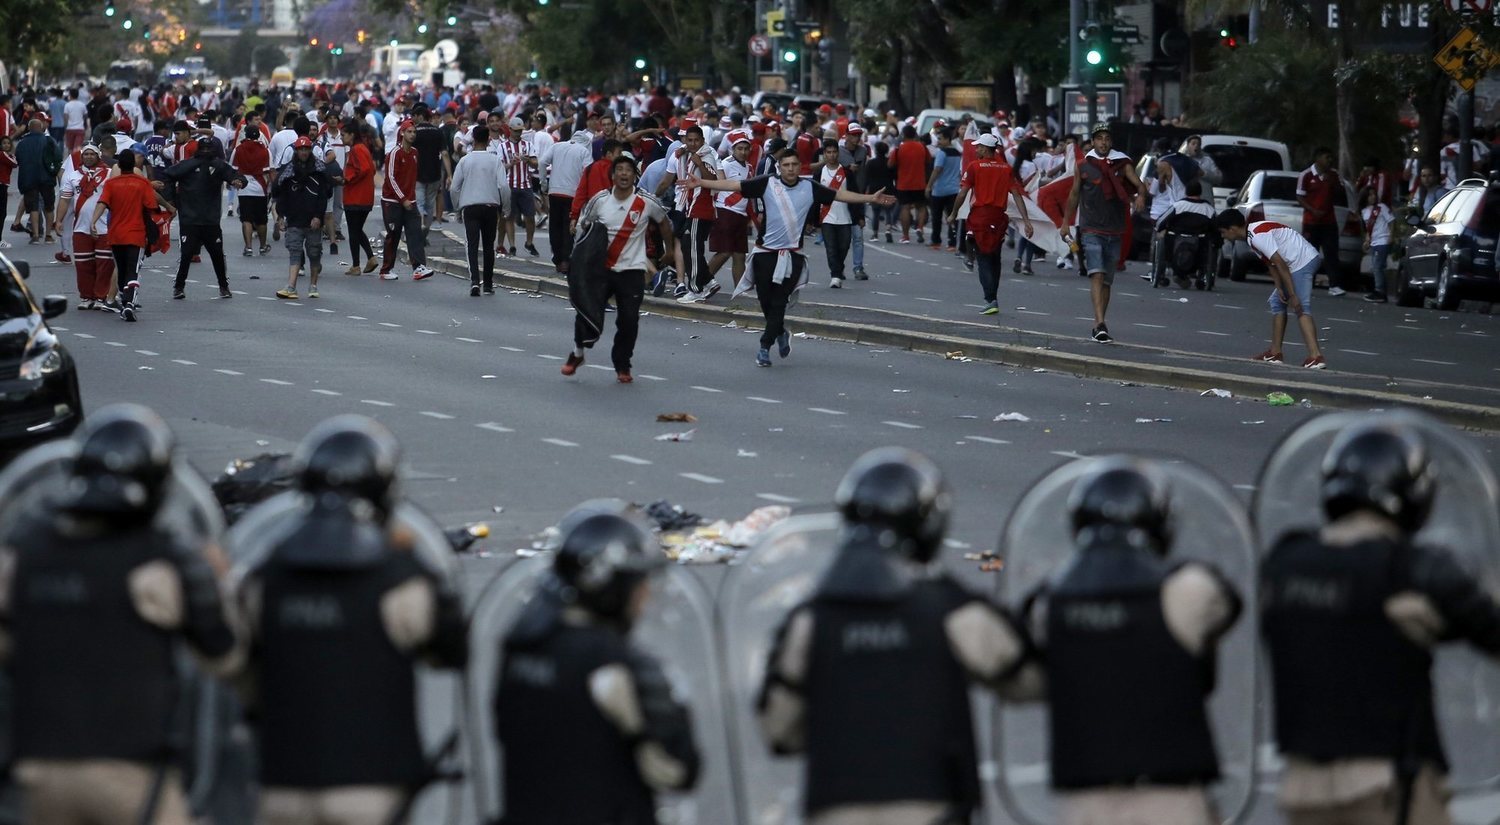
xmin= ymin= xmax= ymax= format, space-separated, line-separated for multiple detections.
xmin=1261 ymin=531 xmax=1443 ymax=770
xmin=799 ymin=547 xmax=983 ymax=816
xmin=996 ymin=456 xmax=1258 ymax=825
xmin=1044 ymin=540 xmax=1220 ymax=789
xmin=1254 ymin=409 xmax=1500 ymax=794
xmin=9 ymin=522 xmax=184 ymax=763
xmin=467 ymin=555 xmax=730 ymax=825
xmin=494 ymin=606 xmax=657 ymax=825
xmin=226 ymin=491 xmax=463 ymax=818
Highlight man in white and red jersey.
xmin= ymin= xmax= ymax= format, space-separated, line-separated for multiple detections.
xmin=1215 ymin=209 xmax=1327 ymax=370
xmin=561 ymin=154 xmax=677 ymax=383
xmin=54 ymin=143 xmax=114 ymax=309
xmin=657 ymin=125 xmax=719 ymax=300
xmin=693 ymin=134 xmax=753 ymax=301
xmin=492 ymin=116 xmax=537 ymax=256
xmin=379 ymin=121 xmax=432 ymax=280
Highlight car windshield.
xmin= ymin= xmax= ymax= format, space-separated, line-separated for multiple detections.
xmin=1204 ymin=145 xmax=1286 ymax=191
xmin=0 ymin=269 xmax=32 ymax=320
xmin=1258 ymin=175 xmax=1348 ymax=207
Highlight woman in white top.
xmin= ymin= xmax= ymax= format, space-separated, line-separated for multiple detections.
xmin=1360 ymin=186 xmax=1395 ymax=303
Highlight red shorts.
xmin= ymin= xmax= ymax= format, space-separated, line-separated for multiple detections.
xmin=709 ymin=210 xmax=750 ymax=254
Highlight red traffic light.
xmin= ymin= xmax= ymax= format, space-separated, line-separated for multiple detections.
xmin=1221 ymin=35 xmax=1238 ymax=49
xmin=326 ymin=41 xmax=335 ymax=50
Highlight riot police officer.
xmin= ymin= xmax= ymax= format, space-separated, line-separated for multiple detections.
xmin=757 ymin=448 xmax=1030 ymax=825
xmin=1261 ymin=422 xmax=1500 ymax=825
xmin=229 ymin=415 xmax=467 ymax=825
xmin=493 ymin=504 xmax=700 ymax=824
xmin=0 ymin=404 xmax=236 ymax=825
xmin=1018 ymin=459 xmax=1242 ymax=825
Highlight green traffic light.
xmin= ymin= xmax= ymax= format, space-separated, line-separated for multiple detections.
xmin=446 ymin=15 xmax=457 ymax=25
xmin=634 ymin=58 xmax=646 ymax=69
xmin=1220 ymin=28 xmax=1229 ymax=37
xmin=1086 ymin=49 xmax=1102 ymax=65
xmin=104 ymin=5 xmax=114 ymax=15
xmin=783 ymin=49 xmax=798 ymax=63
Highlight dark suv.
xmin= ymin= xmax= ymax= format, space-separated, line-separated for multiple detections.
xmin=1399 ymin=177 xmax=1500 ymax=310
xmin=0 ymin=253 xmax=81 ymax=459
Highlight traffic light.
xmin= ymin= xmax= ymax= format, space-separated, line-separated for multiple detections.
xmin=634 ymin=57 xmax=647 ymax=70
xmin=783 ymin=49 xmax=798 ymax=63
xmin=309 ymin=36 xmax=318 ymax=46
xmin=194 ymin=41 xmax=201 ymax=50
xmin=332 ymin=46 xmax=343 ymax=55
xmin=446 ymin=15 xmax=457 ymax=26
xmin=1219 ymin=28 xmax=1239 ymax=49
xmin=357 ymin=29 xmax=366 ymax=43
xmin=104 ymin=3 xmax=114 ymax=16
xmin=122 ymin=18 xmax=132 ymax=29
xmin=1079 ymin=22 xmax=1118 ymax=74
xmin=417 ymin=23 xmax=428 ymax=34
xmin=326 ymin=40 xmax=334 ymax=50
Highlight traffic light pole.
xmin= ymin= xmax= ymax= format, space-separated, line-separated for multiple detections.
xmin=1083 ymin=0 xmax=1099 ymax=127
xmin=1069 ymin=0 xmax=1082 ymax=84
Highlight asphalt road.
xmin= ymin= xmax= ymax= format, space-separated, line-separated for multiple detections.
xmin=7 ymin=212 xmax=1500 ymax=824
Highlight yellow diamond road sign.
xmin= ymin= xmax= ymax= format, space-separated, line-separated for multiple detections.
xmin=1435 ymin=26 xmax=1500 ymax=92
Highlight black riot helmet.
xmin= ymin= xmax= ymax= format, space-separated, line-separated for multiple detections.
xmin=553 ymin=508 xmax=663 ymax=625
xmin=834 ymin=447 xmax=952 ymax=563
xmin=63 ymin=403 xmax=175 ymax=518
xmin=292 ymin=415 xmax=401 ymax=518
xmin=1068 ymin=459 xmax=1173 ymax=554
xmin=1321 ymin=423 xmax=1434 ymax=533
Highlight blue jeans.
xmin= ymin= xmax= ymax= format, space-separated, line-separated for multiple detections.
xmin=852 ymin=221 xmax=864 ymax=270
xmin=1081 ymin=232 xmax=1122 ymax=282
xmin=1369 ymin=244 xmax=1389 ymax=293
xmin=1269 ymin=257 xmax=1319 ymax=315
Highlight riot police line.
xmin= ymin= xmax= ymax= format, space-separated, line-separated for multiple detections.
xmin=0 ymin=404 xmax=1496 ymax=825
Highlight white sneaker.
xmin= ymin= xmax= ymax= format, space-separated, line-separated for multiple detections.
xmin=828 ymin=279 xmax=843 ymax=289
xmin=676 ymin=290 xmax=702 ymax=304
xmin=0 ymin=241 xmax=11 ymax=249
xmin=413 ymin=265 xmax=434 ymax=280
xmin=379 ymin=272 xmax=399 ymax=281
xmin=1327 ymin=286 xmax=1347 ymax=297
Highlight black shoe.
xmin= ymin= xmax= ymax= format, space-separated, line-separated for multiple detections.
xmin=121 ymin=303 xmax=137 ymax=322
xmin=99 ymin=299 xmax=121 ymax=313
xmin=1012 ymin=258 xmax=1021 ymax=274
xmin=508 ymin=246 xmax=517 ymax=256
xmin=885 ymin=231 xmax=893 ymax=243
xmin=482 ymin=284 xmax=495 ymax=295
xmin=1363 ymin=291 xmax=1388 ymax=303
xmin=525 ymin=243 xmax=539 ymax=256
xmin=1091 ymin=324 xmax=1113 ymax=343
xmin=217 ymin=288 xmax=233 ymax=299
xmin=172 ymin=289 xmax=185 ymax=300
xmin=963 ymin=258 xmax=974 ymax=272
xmin=330 ymin=242 xmax=339 ymax=254
xmin=470 ymin=284 xmax=481 ymax=297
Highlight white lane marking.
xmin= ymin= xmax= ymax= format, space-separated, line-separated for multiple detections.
xmin=1412 ymin=358 xmax=1457 ymax=366
xmin=314 ymin=308 xmax=335 ymax=314
xmin=757 ymin=493 xmax=801 ymax=504
xmin=1234 ymin=484 xmax=1257 ymax=492
xmin=1117 ymin=291 xmax=1141 ymax=298
xmin=285 ymin=302 xmax=302 ymax=306
xmin=1392 ymin=325 xmax=1421 ymax=330
xmin=360 ymin=399 xmax=395 ymax=407
xmin=1339 ymin=349 xmax=1379 ymax=356
xmin=966 ymin=435 xmax=1010 ymax=445
xmin=1458 ymin=331 xmax=1489 ymax=337
xmin=537 ymin=354 xmax=564 ymax=361
xmin=171 ymin=359 xmax=197 ymax=365
xmin=883 ymin=420 xmax=924 ymax=429
xmin=1134 ymin=322 xmax=1167 ymax=329
xmin=914 ymin=297 xmax=942 ymax=303
xmin=311 ymin=389 xmax=341 ymax=396
xmin=638 ymin=374 xmax=667 ymax=381
xmin=542 ymin=437 xmax=580 ymax=447
xmin=584 ymin=364 xmax=613 ymax=372
xmin=135 ymin=349 xmax=158 ymax=356
xmin=1213 ymin=304 xmax=1243 ymax=310
xmin=378 ymin=322 xmax=401 ymax=328
xmin=257 ymin=296 xmax=275 ymax=301
xmin=1017 ymin=309 xmax=1050 ymax=316
xmin=72 ymin=333 xmax=95 ymax=339
xmin=1073 ymin=316 xmax=1096 ymax=322
xmin=808 ymin=407 xmax=847 ymax=415
xmin=691 ymin=385 xmax=725 ymax=393
xmin=680 ymin=472 xmax=724 ymax=484
xmin=1198 ymin=330 xmax=1230 ymax=336
xmin=420 ymin=411 xmax=455 ymax=420
xmin=498 ymin=345 xmax=525 ymax=352
xmin=746 ymin=396 xmax=782 ymax=404
xmin=1051 ymin=450 xmax=1085 ymax=459
xmin=1327 ymin=317 xmax=1360 ymax=324
xmin=456 ymin=337 xmax=483 ymax=343
xmin=347 ymin=315 xmax=367 ymax=320
xmin=476 ymin=422 xmax=514 ymax=433
xmin=874 ymin=291 xmax=899 ymax=296
xmin=232 ymin=290 xmax=248 ymax=295
xmin=611 ymin=454 xmax=653 ymax=465
xmin=104 ymin=341 xmax=126 ymax=347
xmin=416 ymin=329 xmax=439 ymax=335
xmin=259 ymin=379 xmax=293 ymax=386
xmin=214 ymin=369 xmax=243 ymax=376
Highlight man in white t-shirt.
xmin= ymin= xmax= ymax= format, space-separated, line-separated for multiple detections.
xmin=1215 ymin=210 xmax=1327 ymax=370
xmin=62 ymin=90 xmax=88 ymax=153
xmin=813 ymin=138 xmax=857 ymax=288
xmin=694 ymin=135 xmax=753 ymax=302
xmin=562 ymin=154 xmax=677 ymax=383
xmin=53 ymin=143 xmax=114 ymax=309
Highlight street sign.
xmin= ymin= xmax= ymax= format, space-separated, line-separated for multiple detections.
xmin=1059 ymin=83 xmax=1122 ymax=139
xmin=1110 ymin=23 xmax=1141 ymax=44
xmin=749 ymin=34 xmax=771 ymax=57
xmin=1447 ymin=0 xmax=1493 ymax=14
xmin=763 ymin=9 xmax=785 ymax=35
xmin=793 ymin=20 xmax=821 ymax=31
xmin=1435 ymin=26 xmax=1500 ymax=92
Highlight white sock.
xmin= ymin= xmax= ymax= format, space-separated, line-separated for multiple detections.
xmin=573 ymin=346 xmax=585 ymax=358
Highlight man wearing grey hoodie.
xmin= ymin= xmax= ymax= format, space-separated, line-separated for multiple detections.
xmin=541 ymin=129 xmax=594 ymax=273
xmin=449 ymin=125 xmax=509 ymax=296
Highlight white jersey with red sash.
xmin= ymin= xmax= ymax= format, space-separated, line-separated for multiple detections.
xmin=715 ymin=158 xmax=750 ymax=215
xmin=577 ymin=189 xmax=669 ymax=272
xmin=818 ymin=165 xmax=850 ymax=224
xmin=60 ymin=165 xmax=111 ymax=235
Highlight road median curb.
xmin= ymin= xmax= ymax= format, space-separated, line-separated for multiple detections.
xmin=431 ymin=256 xmax=1500 ymax=433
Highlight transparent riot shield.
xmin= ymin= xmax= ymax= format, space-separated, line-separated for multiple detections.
xmin=995 ymin=455 xmax=1260 ymax=825
xmin=464 ymin=554 xmax=734 ymax=825
xmin=719 ymin=512 xmax=1013 ymax=825
xmin=1254 ymin=409 xmax=1500 ymax=794
xmin=0 ymin=439 xmax=231 ymax=818
xmin=223 ymin=491 xmax=464 ymax=822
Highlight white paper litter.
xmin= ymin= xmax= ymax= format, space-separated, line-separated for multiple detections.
xmin=1135 ymin=417 xmax=1173 ymax=423
xmin=994 ymin=412 xmax=1032 ymax=422
xmin=655 ymin=429 xmax=696 ymax=442
xmin=736 ymin=449 xmax=758 ymax=458
xmin=1200 ymin=388 xmax=1231 ymax=398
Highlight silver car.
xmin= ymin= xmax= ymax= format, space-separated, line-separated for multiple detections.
xmin=1220 ymin=170 xmax=1362 ymax=282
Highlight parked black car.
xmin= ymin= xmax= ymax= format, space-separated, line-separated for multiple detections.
xmin=1399 ymin=177 xmax=1500 ymax=310
xmin=0 ymin=253 xmax=82 ymax=460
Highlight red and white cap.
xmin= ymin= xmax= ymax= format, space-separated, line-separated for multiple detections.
xmin=817 ymin=103 xmax=833 ymax=113
xmin=292 ymin=136 xmax=314 ymax=148
xmin=728 ymin=128 xmax=753 ymax=147
xmin=718 ymin=115 xmax=734 ymax=128
xmin=846 ymin=123 xmax=865 ymax=135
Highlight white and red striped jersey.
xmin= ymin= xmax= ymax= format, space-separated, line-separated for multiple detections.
xmin=491 ymin=139 xmax=534 ymax=190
